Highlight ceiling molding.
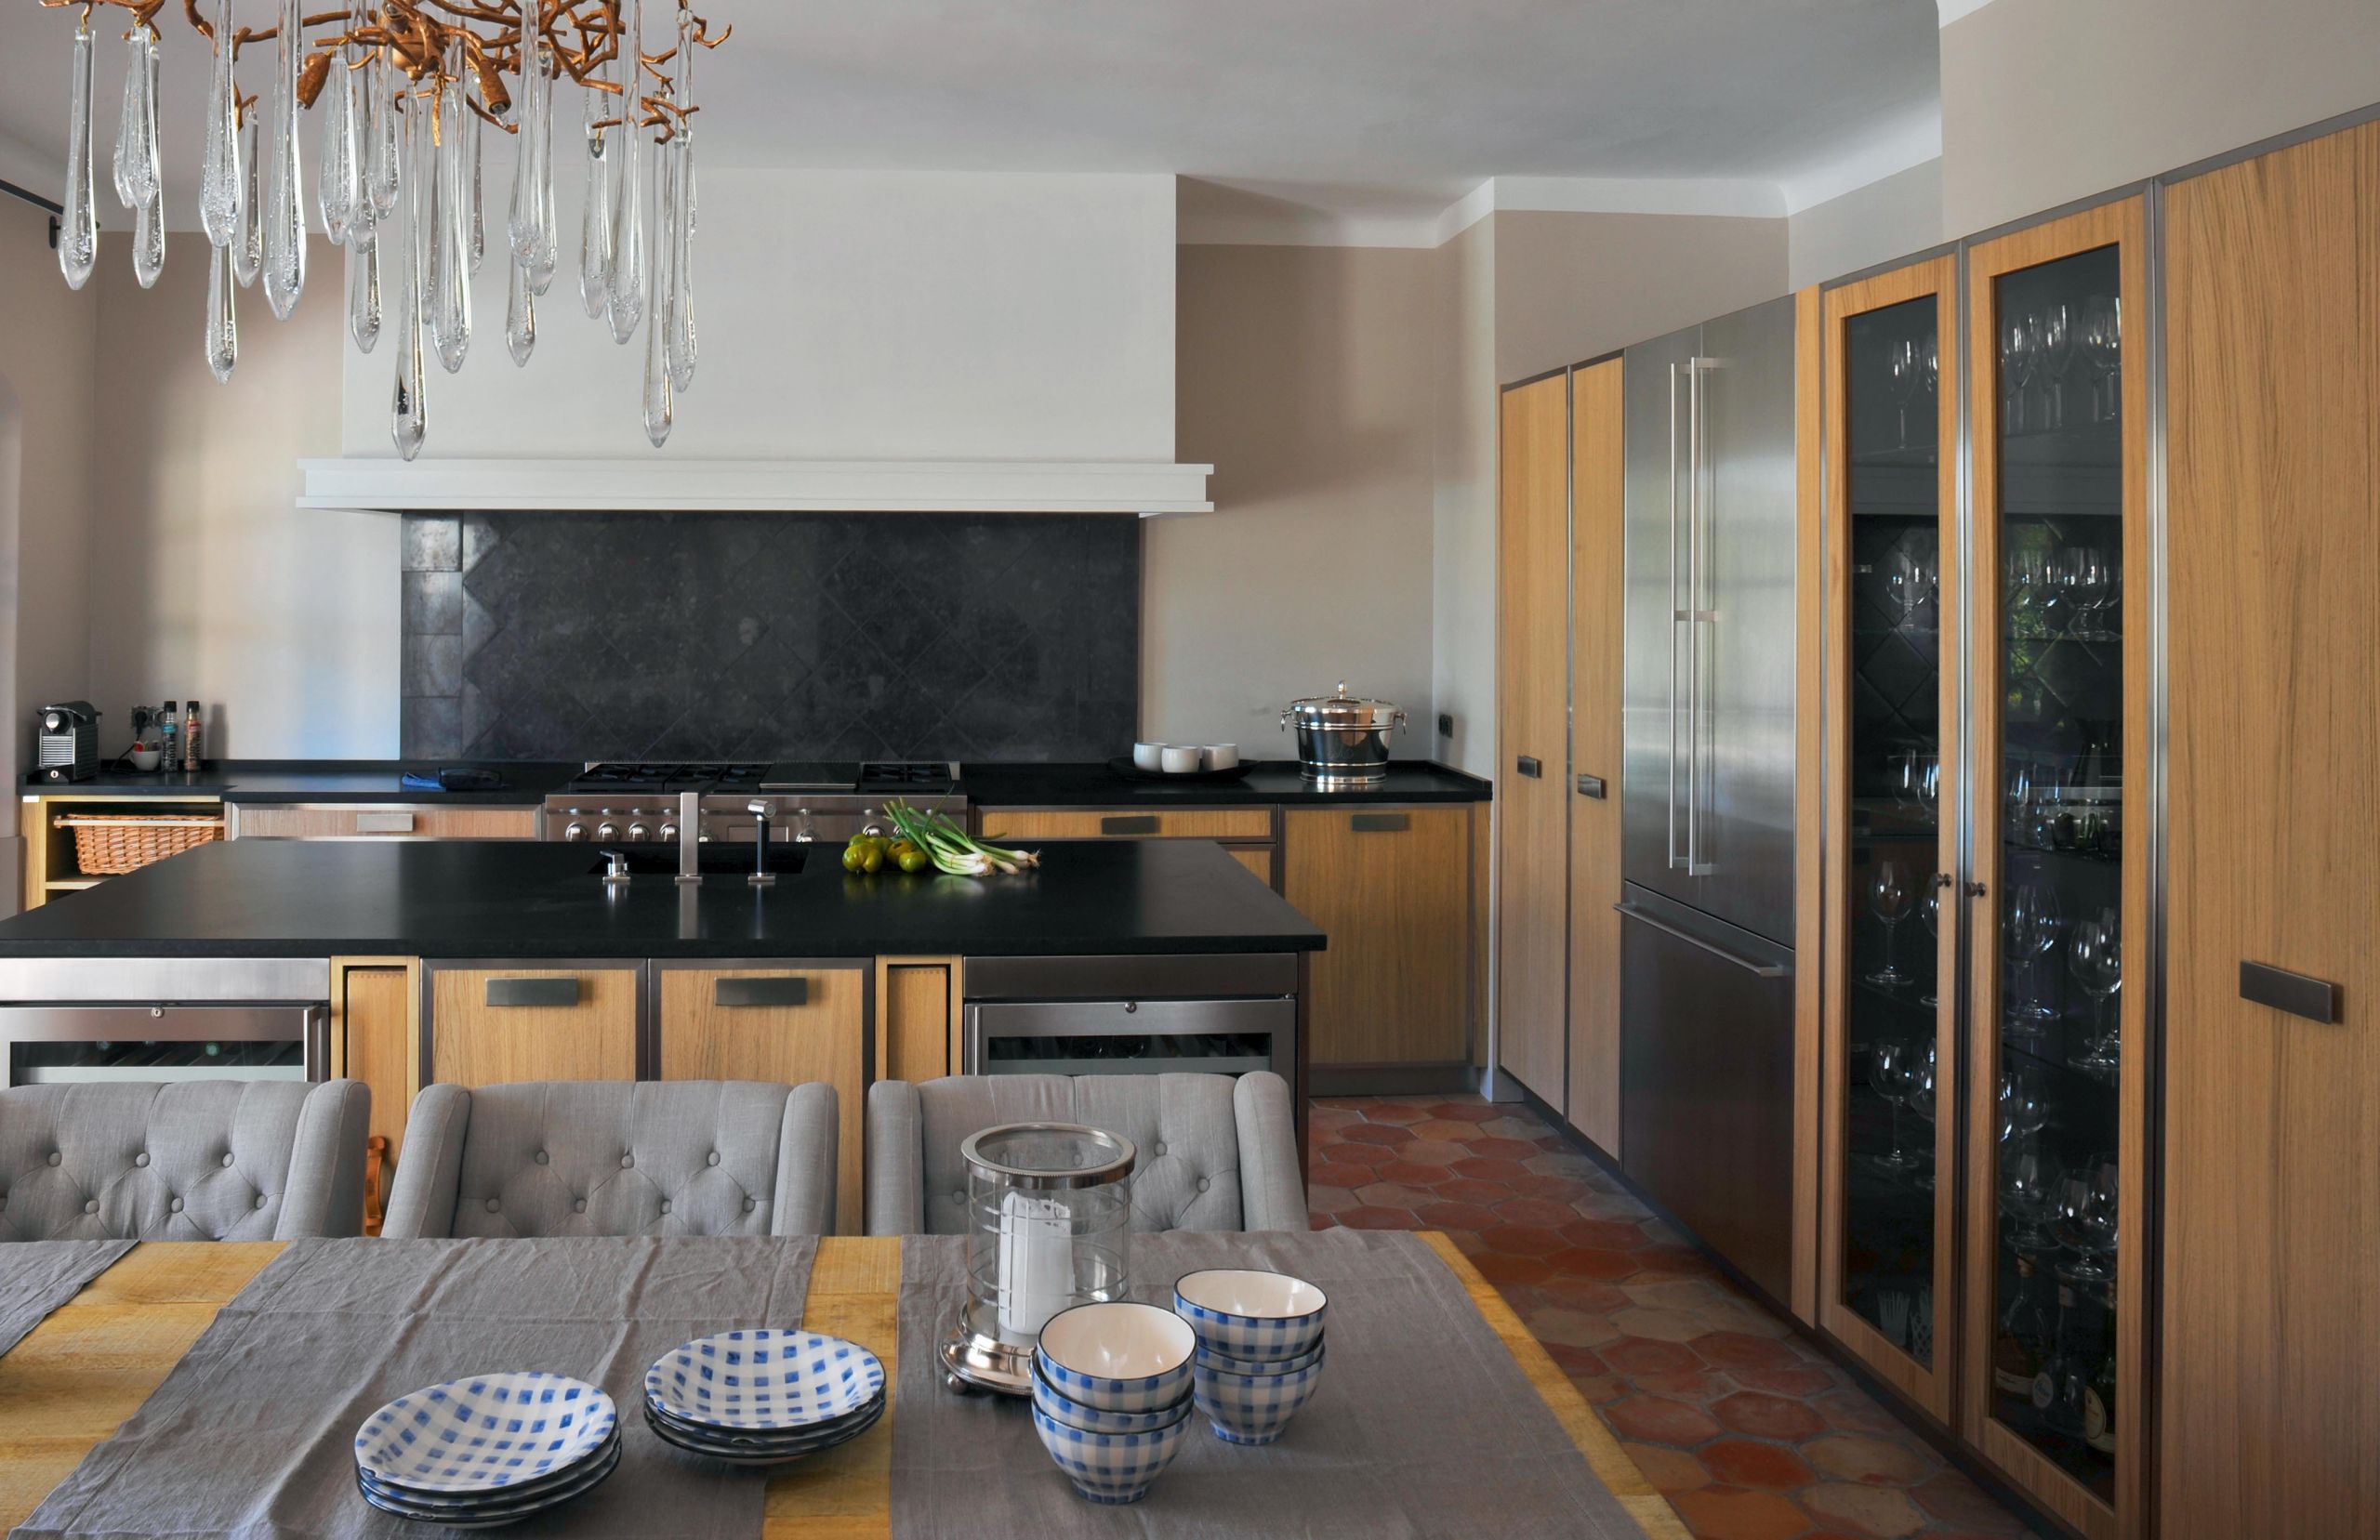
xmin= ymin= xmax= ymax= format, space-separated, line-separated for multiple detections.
xmin=1935 ymin=0 xmax=2000 ymax=25
xmin=1777 ymin=110 xmax=1945 ymax=214
xmin=298 ymin=457 xmax=1217 ymax=517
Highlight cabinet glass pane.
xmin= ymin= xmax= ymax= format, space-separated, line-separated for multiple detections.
xmin=1839 ymin=294 xmax=1943 ymax=1364
xmin=1984 ymin=244 xmax=2122 ymax=1498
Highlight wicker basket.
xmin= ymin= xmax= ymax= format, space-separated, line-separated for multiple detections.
xmin=56 ymin=811 xmax=227 ymax=875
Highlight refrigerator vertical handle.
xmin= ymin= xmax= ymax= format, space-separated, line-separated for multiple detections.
xmin=1667 ymin=360 xmax=1686 ymax=871
xmin=1685 ymin=356 xmax=1706 ymax=875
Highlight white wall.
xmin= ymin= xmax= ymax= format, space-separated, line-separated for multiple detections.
xmin=1788 ymin=158 xmax=1944 ymax=289
xmin=1153 ymin=245 xmax=1438 ymax=751
xmin=1430 ymin=217 xmax=1498 ymax=780
xmin=1941 ymin=0 xmax=2380 ymax=235
xmin=341 ymin=169 xmax=1180 ymax=463
xmin=88 ymin=238 xmax=399 ymax=757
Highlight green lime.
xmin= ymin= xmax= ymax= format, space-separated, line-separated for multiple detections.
xmin=841 ymin=844 xmax=867 ymax=874
xmin=897 ymin=848 xmax=931 ymax=874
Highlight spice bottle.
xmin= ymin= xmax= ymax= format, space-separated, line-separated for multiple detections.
xmin=183 ymin=701 xmax=202 ymax=770
xmin=159 ymin=701 xmax=178 ymax=767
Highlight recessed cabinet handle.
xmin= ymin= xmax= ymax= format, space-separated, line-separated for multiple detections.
xmin=715 ymin=977 xmax=809 ymax=1008
xmin=1576 ymin=774 xmax=1606 ymax=799
xmin=1516 ymin=756 xmax=1542 ymax=779
xmin=485 ymin=978 xmax=579 ymax=1008
xmin=1349 ymin=812 xmax=1408 ymax=833
xmin=355 ymin=812 xmax=416 ymax=835
xmin=2240 ymin=961 xmax=2340 ymax=1024
xmin=1101 ymin=814 xmax=1159 ymax=836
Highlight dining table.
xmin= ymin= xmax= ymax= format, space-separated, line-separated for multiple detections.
xmin=0 ymin=1232 xmax=1689 ymax=1539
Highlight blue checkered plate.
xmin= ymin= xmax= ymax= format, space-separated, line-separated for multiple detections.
xmin=352 ymin=1371 xmax=618 ymax=1496
xmin=644 ymin=1329 xmax=886 ymax=1432
xmin=357 ymin=1436 xmax=621 ymax=1529
xmin=643 ymin=1396 xmax=886 ymax=1466
xmin=360 ymin=1426 xmax=621 ymax=1507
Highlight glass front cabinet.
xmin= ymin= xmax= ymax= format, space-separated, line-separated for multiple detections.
xmin=1815 ymin=198 xmax=2150 ymax=1540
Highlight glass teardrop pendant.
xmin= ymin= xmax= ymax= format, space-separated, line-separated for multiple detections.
xmin=509 ymin=39 xmax=553 ymax=270
xmin=667 ymin=130 xmax=695 ymax=392
xmin=365 ymin=48 xmax=400 ymax=217
xmin=641 ymin=136 xmax=674 ymax=445
xmin=392 ymin=99 xmax=429 ymax=459
xmin=578 ymin=99 xmax=611 ymax=318
xmin=233 ymin=114 xmax=262 ymax=286
xmin=606 ymin=0 xmax=646 ymax=343
xmin=112 ymin=28 xmax=144 ymax=209
xmin=138 ymin=26 xmax=163 ymax=207
xmin=199 ymin=0 xmax=241 ymax=246
xmin=134 ymin=188 xmax=165 ymax=289
xmin=465 ymin=84 xmax=484 ymax=276
xmin=349 ymin=210 xmax=381 ymax=351
xmin=529 ymin=45 xmax=558 ymax=294
xmin=430 ymin=72 xmax=472 ymax=372
xmin=261 ymin=0 xmax=308 ymax=319
xmin=205 ymin=237 xmax=239 ymax=381
xmin=59 ymin=13 xmax=99 ymax=290
xmin=506 ymin=255 xmax=536 ymax=366
xmin=318 ymin=45 xmax=358 ymax=244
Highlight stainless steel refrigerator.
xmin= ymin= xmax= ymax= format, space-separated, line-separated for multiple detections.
xmin=1618 ymin=295 xmax=1799 ymax=1305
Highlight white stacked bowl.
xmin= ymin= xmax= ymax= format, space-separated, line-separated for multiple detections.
xmin=1032 ymin=1301 xmax=1197 ymax=1503
xmin=1172 ymin=1269 xmax=1330 ymax=1444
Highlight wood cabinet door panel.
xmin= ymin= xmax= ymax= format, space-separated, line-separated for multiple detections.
xmin=429 ymin=967 xmax=640 ymax=1086
xmin=975 ymin=808 xmax=1274 ymax=842
xmin=1566 ymin=358 xmax=1624 ymax=1153
xmin=1284 ymin=807 xmax=1469 ymax=1067
xmin=234 ymin=805 xmax=537 ymax=839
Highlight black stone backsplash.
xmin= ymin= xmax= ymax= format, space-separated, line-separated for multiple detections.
xmin=400 ymin=511 xmax=1142 ymax=762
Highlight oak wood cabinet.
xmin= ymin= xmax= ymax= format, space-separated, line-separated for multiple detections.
xmin=229 ymin=803 xmax=538 ymax=840
xmin=973 ymin=806 xmax=1279 ymax=890
xmin=425 ymin=964 xmax=641 ymax=1086
xmin=327 ymin=957 xmax=417 ymax=1235
xmin=1281 ymin=806 xmax=1472 ymax=1074
xmin=1495 ymin=370 xmax=1572 ymax=1112
xmin=17 ymin=794 xmax=225 ymax=912
xmin=1565 ymin=358 xmax=1625 ymax=1153
xmin=654 ymin=961 xmax=870 ymax=1234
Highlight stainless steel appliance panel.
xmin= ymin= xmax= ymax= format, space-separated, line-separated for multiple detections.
xmin=2 ymin=1003 xmax=325 ymax=1086
xmin=1622 ymin=322 xmax=1706 ymax=915
xmin=966 ymin=997 xmax=1295 ymax=1081
xmin=1617 ymin=883 xmax=1794 ymax=1303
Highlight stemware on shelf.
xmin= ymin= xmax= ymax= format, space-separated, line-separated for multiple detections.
xmin=2000 ymin=1141 xmax=2061 ymax=1253
xmin=2003 ymin=312 xmax=2042 ymax=432
xmin=1919 ymin=887 xmax=1941 ymax=1008
xmin=1888 ymin=336 xmax=1923 ymax=447
xmin=2056 ymin=1159 xmax=2120 ymax=1285
xmin=2039 ymin=303 xmax=2075 ymax=428
xmin=1997 ymin=1071 xmax=2051 ymax=1145
xmin=1868 ymin=859 xmax=1916 ymax=988
xmin=1906 ymin=1042 xmax=1939 ymax=1191
xmin=2006 ymin=882 xmax=2063 ymax=1033
xmin=1869 ymin=1038 xmax=1924 ymax=1176
xmin=2081 ymin=294 xmax=2122 ymax=420
xmin=2067 ymin=911 xmax=2123 ymax=1073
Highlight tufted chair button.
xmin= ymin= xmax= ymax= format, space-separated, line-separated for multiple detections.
xmin=168 ymin=1198 xmax=183 ymax=1213
xmin=572 ymin=1198 xmax=587 ymax=1214
xmin=485 ymin=1198 xmax=502 ymax=1213
xmin=534 ymin=1150 xmax=549 ymax=1165
xmin=621 ymin=1153 xmax=634 ymax=1169
xmin=221 ymin=1152 xmax=235 ymax=1168
xmin=1196 ymin=1178 xmax=1210 ymax=1193
xmin=254 ymin=1194 xmax=268 ymax=1210
xmin=46 ymin=1152 xmax=60 ymax=1166
xmin=659 ymin=1200 xmax=673 ymax=1216
xmin=83 ymin=1199 xmax=99 ymax=1215
xmin=706 ymin=1152 xmax=720 ymax=1166
xmin=949 ymin=1190 xmax=965 ymax=1205
xmin=133 ymin=1152 xmax=151 ymax=1168
xmin=742 ymin=1198 xmax=756 ymax=1214
xmin=1154 ymin=1141 xmax=1167 ymax=1156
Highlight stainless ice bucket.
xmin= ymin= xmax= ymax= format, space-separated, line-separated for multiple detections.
xmin=1280 ymin=681 xmax=1408 ymax=784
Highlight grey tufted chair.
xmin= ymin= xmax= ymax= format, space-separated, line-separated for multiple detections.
xmin=380 ymin=1080 xmax=838 ymax=1239
xmin=866 ymin=1072 xmax=1305 ymax=1237
xmin=0 ymin=1080 xmax=371 ymax=1242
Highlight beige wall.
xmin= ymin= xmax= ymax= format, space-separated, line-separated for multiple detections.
xmin=1942 ymin=0 xmax=2380 ymax=235
xmin=1493 ymin=209 xmax=1790 ymax=383
xmin=88 ymin=238 xmax=399 ymax=757
xmin=1430 ymin=217 xmax=1498 ymax=780
xmin=1155 ymin=244 xmax=1439 ymax=750
xmin=1788 ymin=158 xmax=1944 ymax=289
xmin=0 ymin=196 xmax=100 ymax=906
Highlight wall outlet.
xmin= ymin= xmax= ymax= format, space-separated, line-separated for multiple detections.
xmin=1436 ymin=712 xmax=1454 ymax=739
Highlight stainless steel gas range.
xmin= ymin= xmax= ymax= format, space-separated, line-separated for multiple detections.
xmin=539 ymin=761 xmax=965 ymax=847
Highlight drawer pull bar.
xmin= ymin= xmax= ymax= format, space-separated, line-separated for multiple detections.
xmin=1349 ymin=812 xmax=1409 ymax=833
xmin=2240 ymin=961 xmax=2340 ymax=1023
xmin=1615 ymin=902 xmax=1790 ymax=979
xmin=485 ymin=978 xmax=580 ymax=1008
xmin=354 ymin=812 xmax=416 ymax=835
xmin=1100 ymin=814 xmax=1159 ymax=836
xmin=715 ymin=977 xmax=809 ymax=1008
xmin=1516 ymin=756 xmax=1542 ymax=779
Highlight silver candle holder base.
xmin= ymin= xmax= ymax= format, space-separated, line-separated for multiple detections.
xmin=941 ymin=1322 xmax=1036 ymax=1397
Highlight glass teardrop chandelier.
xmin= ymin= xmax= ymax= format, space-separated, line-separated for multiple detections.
xmin=40 ymin=0 xmax=728 ymax=456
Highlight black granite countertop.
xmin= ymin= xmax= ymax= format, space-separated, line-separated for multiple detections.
xmin=0 ymin=837 xmax=1326 ymax=959
xmin=25 ymin=758 xmax=1488 ymax=808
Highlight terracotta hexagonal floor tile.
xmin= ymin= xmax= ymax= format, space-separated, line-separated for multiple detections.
xmin=1669 ymin=1485 xmax=1816 ymax=1540
xmin=1543 ymin=1246 xmax=1640 ymax=1280
xmin=1633 ymin=1369 xmax=1737 ymax=1402
xmin=1570 ymin=1191 xmax=1659 ymax=1221
xmin=1695 ymin=1300 xmax=1796 ymax=1340
xmin=1467 ymin=1251 xmax=1554 ymax=1286
xmin=1306 ymin=1183 xmax=1360 ymax=1215
xmin=1621 ymin=1441 xmax=1713 ymax=1494
xmin=1362 ymin=1101 xmax=1433 ymax=1125
xmin=1622 ymin=1277 xmax=1731 ymax=1312
xmin=1730 ymin=1365 xmax=1841 ymax=1398
xmin=1815 ymin=1388 xmax=1909 ymax=1436
xmin=1342 ymin=1123 xmax=1417 ymax=1147
xmin=1561 ymin=1218 xmax=1657 ymax=1250
xmin=1332 ymin=1204 xmax=1416 ymax=1230
xmin=1692 ymin=1331 xmax=1813 ymax=1372
xmin=1352 ymin=1180 xmax=1438 ymax=1210
xmin=1425 ymin=1100 xmax=1501 ymax=1123
xmin=1526 ymin=1306 xmax=1621 ymax=1350
xmin=1802 ymin=1480 xmax=1930 ymax=1537
xmin=1437 ymin=1228 xmax=1486 ymax=1256
xmin=1467 ymin=1136 xmax=1545 ymax=1162
xmin=1491 ymin=1195 xmax=1583 ymax=1228
xmin=1368 ymin=1159 xmax=1448 ymax=1187
xmin=1413 ymin=1199 xmax=1505 ymax=1231
xmin=1430 ymin=1176 xmax=1513 ymax=1205
xmin=1521 ymin=1146 xmax=1599 ymax=1173
xmin=1407 ymin=1117 xmax=1486 ymax=1144
xmin=1478 ymin=1224 xmax=1568 ymax=1257
xmin=1803 ymin=1432 xmax=1937 ymax=1487
xmin=1602 ymin=1394 xmax=1723 ymax=1446
xmin=1632 ymin=1244 xmax=1723 ymax=1277
xmin=1329 ymin=1140 xmax=1398 ymax=1168
xmin=1450 ymin=1155 xmax=1534 ymax=1182
xmin=1712 ymin=1390 xmax=1827 ymax=1441
xmin=1478 ymin=1114 xmax=1547 ymax=1140
xmin=1600 ymin=1336 xmax=1704 ymax=1376
xmin=1532 ymin=1275 xmax=1633 ymax=1314
xmin=1699 ymin=1438 xmax=1818 ymax=1490
xmin=1910 ymin=1472 xmax=2037 ymax=1533
xmin=1501 ymin=1171 xmax=1598 ymax=1202
xmin=1609 ymin=1305 xmax=1711 ymax=1343
xmin=1392 ymin=1139 xmax=1470 ymax=1167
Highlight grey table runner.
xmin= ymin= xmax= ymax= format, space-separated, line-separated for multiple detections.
xmin=14 ymin=1235 xmax=817 ymax=1540
xmin=0 ymin=1241 xmax=135 ymax=1359
xmin=891 ymin=1229 xmax=1656 ymax=1540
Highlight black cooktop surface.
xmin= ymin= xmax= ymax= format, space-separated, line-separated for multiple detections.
xmin=563 ymin=762 xmax=770 ymax=794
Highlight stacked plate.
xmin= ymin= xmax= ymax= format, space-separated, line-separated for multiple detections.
xmin=642 ymin=1329 xmax=887 ymax=1466
xmin=352 ymin=1371 xmax=619 ymax=1530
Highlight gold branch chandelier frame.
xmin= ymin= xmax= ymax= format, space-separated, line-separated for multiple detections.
xmin=42 ymin=0 xmax=731 ymax=453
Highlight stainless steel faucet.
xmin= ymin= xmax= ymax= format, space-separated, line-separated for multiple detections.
xmin=676 ymin=790 xmax=702 ymax=884
xmin=747 ymin=799 xmax=776 ymax=887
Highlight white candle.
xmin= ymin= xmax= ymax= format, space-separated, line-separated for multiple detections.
xmin=998 ymin=1190 xmax=1076 ymax=1341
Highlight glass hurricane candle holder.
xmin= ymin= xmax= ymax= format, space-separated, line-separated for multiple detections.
xmin=942 ymin=1122 xmax=1135 ymax=1396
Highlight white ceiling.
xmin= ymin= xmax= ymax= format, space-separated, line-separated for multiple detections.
xmin=0 ymin=0 xmax=1942 ymax=243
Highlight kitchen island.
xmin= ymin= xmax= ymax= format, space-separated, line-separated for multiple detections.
xmin=0 ymin=838 xmax=1321 ymax=1232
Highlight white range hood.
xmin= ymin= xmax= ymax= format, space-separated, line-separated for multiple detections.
xmin=297 ymin=457 xmax=1213 ymax=516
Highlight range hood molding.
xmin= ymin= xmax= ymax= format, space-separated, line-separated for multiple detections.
xmin=298 ymin=457 xmax=1214 ymax=516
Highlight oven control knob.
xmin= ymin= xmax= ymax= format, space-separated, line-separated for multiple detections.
xmin=628 ymin=823 xmax=651 ymax=841
xmin=597 ymin=822 xmax=621 ymax=841
xmin=563 ymin=823 xmax=588 ymax=842
xmin=658 ymin=821 xmax=679 ymax=841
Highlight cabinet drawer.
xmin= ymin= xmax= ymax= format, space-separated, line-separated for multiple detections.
xmin=234 ymin=804 xmax=538 ymax=840
xmin=427 ymin=966 xmax=639 ymax=1086
xmin=1283 ymin=806 xmax=1472 ymax=1068
xmin=977 ymin=808 xmax=1275 ymax=842
xmin=654 ymin=963 xmax=868 ymax=1233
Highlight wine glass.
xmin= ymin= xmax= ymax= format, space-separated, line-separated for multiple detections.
xmin=1998 ymin=1071 xmax=2050 ymax=1143
xmin=2069 ymin=547 xmax=2111 ymax=640
xmin=2039 ymin=303 xmax=2075 ymax=428
xmin=1869 ymin=1039 xmax=1924 ymax=1174
xmin=2056 ymin=1158 xmax=2120 ymax=1283
xmin=1999 ymin=1140 xmax=2060 ymax=1253
xmin=1918 ymin=887 xmax=1942 ymax=1008
xmin=2004 ymin=312 xmax=2042 ymax=432
xmin=1868 ymin=860 xmax=1915 ymax=987
xmin=2007 ymin=882 xmax=2064 ymax=1032
xmin=1915 ymin=753 xmax=1942 ymax=825
xmin=1905 ymin=1042 xmax=1940 ymax=1191
xmin=2069 ymin=911 xmax=2123 ymax=1073
xmin=2081 ymin=294 xmax=2122 ymax=420
xmin=1888 ymin=337 xmax=1923 ymax=447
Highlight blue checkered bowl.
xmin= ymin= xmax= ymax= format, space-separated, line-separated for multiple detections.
xmin=1192 ymin=1349 xmax=1326 ymax=1446
xmin=1035 ymin=1301 xmax=1197 ymax=1413
xmin=643 ymin=1330 xmax=884 ymax=1432
xmin=352 ymin=1372 xmax=617 ymax=1495
xmin=1194 ymin=1336 xmax=1324 ymax=1377
xmin=1030 ymin=1395 xmax=1194 ymax=1505
xmin=1031 ymin=1355 xmax=1191 ymax=1434
xmin=1172 ymin=1269 xmax=1329 ymax=1362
